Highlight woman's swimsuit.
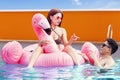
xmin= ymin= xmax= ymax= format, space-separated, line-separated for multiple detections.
xmin=51 ymin=28 xmax=62 ymax=44
xmin=55 ymin=39 xmax=61 ymax=44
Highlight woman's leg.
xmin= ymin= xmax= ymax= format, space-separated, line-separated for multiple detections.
xmin=27 ymin=46 xmax=43 ymax=68
xmin=79 ymin=52 xmax=90 ymax=63
xmin=64 ymin=45 xmax=80 ymax=65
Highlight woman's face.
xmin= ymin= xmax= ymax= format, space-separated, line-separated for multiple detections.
xmin=50 ymin=13 xmax=62 ymax=26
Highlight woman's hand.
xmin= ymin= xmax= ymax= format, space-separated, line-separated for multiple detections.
xmin=39 ymin=40 xmax=50 ymax=46
xmin=67 ymin=33 xmax=80 ymax=46
xmin=70 ymin=33 xmax=80 ymax=41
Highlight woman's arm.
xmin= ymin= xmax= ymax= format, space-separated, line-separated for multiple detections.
xmin=62 ymin=28 xmax=79 ymax=46
xmin=64 ymin=45 xmax=80 ymax=65
xmin=61 ymin=28 xmax=80 ymax=65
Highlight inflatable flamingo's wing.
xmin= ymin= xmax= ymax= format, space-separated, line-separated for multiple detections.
xmin=81 ymin=42 xmax=100 ymax=65
xmin=1 ymin=41 xmax=23 ymax=64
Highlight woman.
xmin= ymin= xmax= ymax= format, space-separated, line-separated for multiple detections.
xmin=27 ymin=8 xmax=87 ymax=68
xmin=47 ymin=8 xmax=82 ymax=65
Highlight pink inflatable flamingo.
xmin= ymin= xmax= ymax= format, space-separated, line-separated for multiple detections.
xmin=1 ymin=13 xmax=99 ymax=66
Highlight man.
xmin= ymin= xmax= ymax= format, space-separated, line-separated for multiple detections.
xmin=91 ymin=38 xmax=118 ymax=69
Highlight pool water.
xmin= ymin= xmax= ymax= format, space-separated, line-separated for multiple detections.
xmin=0 ymin=58 xmax=120 ymax=80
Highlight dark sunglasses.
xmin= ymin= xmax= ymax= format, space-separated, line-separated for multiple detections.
xmin=102 ymin=44 xmax=111 ymax=48
xmin=54 ymin=16 xmax=62 ymax=20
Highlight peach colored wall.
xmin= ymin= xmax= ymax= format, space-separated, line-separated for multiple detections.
xmin=0 ymin=10 xmax=119 ymax=42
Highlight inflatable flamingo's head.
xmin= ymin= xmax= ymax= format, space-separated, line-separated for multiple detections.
xmin=32 ymin=13 xmax=51 ymax=35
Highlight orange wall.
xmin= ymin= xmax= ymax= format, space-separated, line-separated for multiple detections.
xmin=0 ymin=10 xmax=120 ymax=42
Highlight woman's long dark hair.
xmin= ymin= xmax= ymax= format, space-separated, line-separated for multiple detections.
xmin=47 ymin=8 xmax=63 ymax=27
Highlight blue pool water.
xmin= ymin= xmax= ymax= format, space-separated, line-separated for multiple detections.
xmin=0 ymin=58 xmax=120 ymax=80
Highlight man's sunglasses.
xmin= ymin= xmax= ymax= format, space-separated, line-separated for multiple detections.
xmin=102 ymin=44 xmax=111 ymax=48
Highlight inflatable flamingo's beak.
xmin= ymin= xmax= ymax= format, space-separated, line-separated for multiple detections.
xmin=44 ymin=28 xmax=51 ymax=35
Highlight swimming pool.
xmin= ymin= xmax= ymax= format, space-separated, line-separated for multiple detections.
xmin=0 ymin=42 xmax=120 ymax=80
xmin=0 ymin=57 xmax=120 ymax=80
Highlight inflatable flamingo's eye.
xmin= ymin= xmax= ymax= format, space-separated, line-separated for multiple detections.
xmin=30 ymin=50 xmax=34 ymax=52
xmin=34 ymin=21 xmax=36 ymax=24
xmin=38 ymin=19 xmax=50 ymax=29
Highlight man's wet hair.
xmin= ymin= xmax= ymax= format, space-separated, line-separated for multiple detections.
xmin=106 ymin=38 xmax=118 ymax=55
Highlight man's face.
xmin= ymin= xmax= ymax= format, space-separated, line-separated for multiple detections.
xmin=100 ymin=41 xmax=112 ymax=55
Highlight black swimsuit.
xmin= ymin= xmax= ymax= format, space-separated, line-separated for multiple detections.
xmin=51 ymin=28 xmax=62 ymax=44
xmin=55 ymin=39 xmax=61 ymax=44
